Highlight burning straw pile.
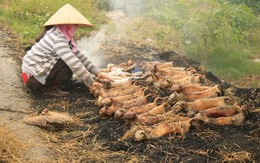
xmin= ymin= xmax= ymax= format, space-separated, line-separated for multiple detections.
xmin=90 ymin=60 xmax=245 ymax=141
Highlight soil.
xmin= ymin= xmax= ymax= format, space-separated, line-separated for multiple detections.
xmin=0 ymin=25 xmax=52 ymax=162
xmin=0 ymin=24 xmax=259 ymax=162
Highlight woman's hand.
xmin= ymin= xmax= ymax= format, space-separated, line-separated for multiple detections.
xmin=91 ymin=81 xmax=103 ymax=87
xmin=83 ymin=78 xmax=102 ymax=88
xmin=97 ymin=72 xmax=114 ymax=82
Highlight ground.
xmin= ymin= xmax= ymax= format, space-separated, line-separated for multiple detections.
xmin=0 ymin=24 xmax=259 ymax=162
xmin=0 ymin=25 xmax=52 ymax=162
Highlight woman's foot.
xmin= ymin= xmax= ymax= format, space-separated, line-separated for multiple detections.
xmin=43 ymin=88 xmax=69 ymax=98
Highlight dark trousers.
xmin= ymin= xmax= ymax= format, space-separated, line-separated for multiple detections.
xmin=26 ymin=59 xmax=72 ymax=94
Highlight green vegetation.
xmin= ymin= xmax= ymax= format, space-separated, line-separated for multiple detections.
xmin=218 ymin=0 xmax=260 ymax=14
xmin=97 ymin=0 xmax=259 ymax=87
xmin=0 ymin=0 xmax=107 ymax=46
xmin=0 ymin=0 xmax=259 ymax=87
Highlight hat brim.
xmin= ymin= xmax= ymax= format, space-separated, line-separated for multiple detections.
xmin=43 ymin=4 xmax=93 ymax=28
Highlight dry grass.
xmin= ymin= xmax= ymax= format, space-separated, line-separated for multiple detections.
xmin=0 ymin=124 xmax=26 ymax=162
xmin=41 ymin=127 xmax=129 ymax=162
xmin=221 ymin=151 xmax=254 ymax=163
xmin=23 ymin=109 xmax=81 ymax=128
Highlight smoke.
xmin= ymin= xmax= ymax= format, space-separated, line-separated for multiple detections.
xmin=77 ymin=26 xmax=108 ymax=67
xmin=109 ymin=0 xmax=145 ymax=16
xmin=77 ymin=0 xmax=146 ymax=67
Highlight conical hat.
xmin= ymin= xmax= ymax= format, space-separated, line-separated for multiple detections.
xmin=43 ymin=4 xmax=93 ymax=27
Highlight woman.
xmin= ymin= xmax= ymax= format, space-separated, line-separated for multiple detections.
xmin=22 ymin=4 xmax=111 ymax=97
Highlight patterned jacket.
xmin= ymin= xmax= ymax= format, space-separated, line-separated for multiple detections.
xmin=22 ymin=27 xmax=99 ymax=85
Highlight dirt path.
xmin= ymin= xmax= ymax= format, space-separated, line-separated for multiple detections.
xmin=0 ymin=28 xmax=52 ymax=162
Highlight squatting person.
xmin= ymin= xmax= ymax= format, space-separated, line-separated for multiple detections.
xmin=21 ymin=4 xmax=112 ymax=97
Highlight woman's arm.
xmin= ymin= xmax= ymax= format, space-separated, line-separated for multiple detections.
xmin=74 ymin=50 xmax=100 ymax=75
xmin=53 ymin=39 xmax=95 ymax=85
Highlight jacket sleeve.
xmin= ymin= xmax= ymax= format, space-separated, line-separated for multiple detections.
xmin=53 ymin=39 xmax=95 ymax=85
xmin=74 ymin=50 xmax=100 ymax=75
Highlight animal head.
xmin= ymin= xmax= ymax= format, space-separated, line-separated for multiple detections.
xmin=146 ymin=94 xmax=158 ymax=103
xmin=145 ymin=75 xmax=155 ymax=83
xmin=160 ymin=79 xmax=172 ymax=89
xmin=167 ymin=92 xmax=180 ymax=103
xmin=123 ymin=111 xmax=137 ymax=120
xmin=133 ymin=129 xmax=147 ymax=141
xmin=186 ymin=67 xmax=197 ymax=75
xmin=100 ymin=98 xmax=112 ymax=106
xmin=89 ymin=85 xmax=104 ymax=97
xmin=99 ymin=106 xmax=108 ymax=116
xmin=217 ymin=84 xmax=225 ymax=96
xmin=172 ymin=102 xmax=187 ymax=113
xmin=154 ymin=97 xmax=166 ymax=105
xmin=41 ymin=108 xmax=49 ymax=115
xmin=171 ymin=84 xmax=182 ymax=93
xmin=114 ymin=109 xmax=126 ymax=119
xmin=142 ymin=87 xmax=151 ymax=96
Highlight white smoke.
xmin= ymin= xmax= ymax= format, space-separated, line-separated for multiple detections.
xmin=109 ymin=0 xmax=145 ymax=16
xmin=77 ymin=0 xmax=146 ymax=67
xmin=77 ymin=25 xmax=108 ymax=67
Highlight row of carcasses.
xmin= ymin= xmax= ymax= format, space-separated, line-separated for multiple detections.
xmin=89 ymin=60 xmax=245 ymax=141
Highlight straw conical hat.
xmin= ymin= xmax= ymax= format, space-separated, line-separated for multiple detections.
xmin=43 ymin=4 xmax=93 ymax=27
